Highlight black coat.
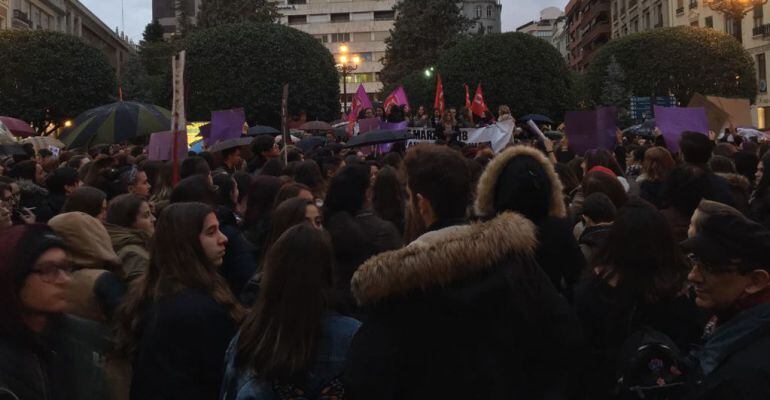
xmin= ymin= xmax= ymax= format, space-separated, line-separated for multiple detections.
xmin=574 ymin=277 xmax=705 ymax=399
xmin=640 ymin=180 xmax=666 ymax=209
xmin=535 ymin=217 xmax=586 ymax=299
xmin=130 ymin=289 xmax=237 ymax=400
xmin=344 ymin=213 xmax=583 ymax=399
xmin=216 ymin=207 xmax=257 ymax=298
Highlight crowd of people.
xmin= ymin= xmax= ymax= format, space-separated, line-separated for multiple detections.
xmin=2 ymin=107 xmax=770 ymax=400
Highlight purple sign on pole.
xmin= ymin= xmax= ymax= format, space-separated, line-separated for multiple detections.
xmin=653 ymin=106 xmax=709 ymax=153
xmin=210 ymin=108 xmax=245 ymax=144
xmin=565 ymin=107 xmax=617 ymax=156
xmin=379 ymin=121 xmax=408 ymax=131
xmin=148 ymin=131 xmax=188 ymax=161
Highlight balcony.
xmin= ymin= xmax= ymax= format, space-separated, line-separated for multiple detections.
xmin=753 ymin=24 xmax=770 ymax=36
xmin=581 ymin=23 xmax=611 ymax=45
xmin=580 ymin=1 xmax=610 ymax=29
xmin=12 ymin=10 xmax=32 ymax=29
xmin=689 ymin=0 xmax=698 ymax=8
xmin=676 ymin=6 xmax=685 ymax=15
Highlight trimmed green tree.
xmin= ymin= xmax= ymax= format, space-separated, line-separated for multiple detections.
xmin=184 ymin=22 xmax=340 ymax=126
xmin=380 ymin=0 xmax=472 ymax=88
xmin=143 ymin=19 xmax=165 ymax=43
xmin=434 ymin=32 xmax=574 ymax=120
xmin=197 ymin=0 xmax=278 ymax=28
xmin=586 ymin=26 xmax=757 ymax=106
xmin=0 ymin=30 xmax=115 ymax=134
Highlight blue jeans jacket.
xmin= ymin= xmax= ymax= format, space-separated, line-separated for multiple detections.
xmin=220 ymin=315 xmax=361 ymax=400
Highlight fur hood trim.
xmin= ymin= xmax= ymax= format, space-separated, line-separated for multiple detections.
xmin=717 ymin=173 xmax=750 ymax=191
xmin=351 ymin=212 xmax=537 ymax=306
xmin=474 ymin=145 xmax=566 ymax=218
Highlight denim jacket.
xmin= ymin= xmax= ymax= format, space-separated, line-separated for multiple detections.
xmin=220 ymin=315 xmax=360 ymax=400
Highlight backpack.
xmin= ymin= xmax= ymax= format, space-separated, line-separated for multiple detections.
xmin=614 ymin=326 xmax=690 ymax=400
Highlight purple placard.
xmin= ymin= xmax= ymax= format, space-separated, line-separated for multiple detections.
xmin=653 ymin=106 xmax=708 ymax=153
xmin=379 ymin=121 xmax=408 ymax=131
xmin=148 ymin=131 xmax=188 ymax=161
xmin=358 ymin=118 xmax=380 ymax=134
xmin=210 ymin=108 xmax=245 ymax=144
xmin=565 ymin=107 xmax=617 ymax=156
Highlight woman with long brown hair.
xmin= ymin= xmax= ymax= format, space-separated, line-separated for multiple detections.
xmin=115 ymin=202 xmax=245 ymax=400
xmin=221 ymin=223 xmax=360 ymax=399
xmin=639 ymin=146 xmax=676 ymax=209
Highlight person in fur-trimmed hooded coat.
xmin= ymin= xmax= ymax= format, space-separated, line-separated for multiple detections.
xmin=344 ymin=145 xmax=582 ymax=400
xmin=475 ymin=145 xmax=586 ymax=298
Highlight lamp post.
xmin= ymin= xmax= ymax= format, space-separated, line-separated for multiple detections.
xmin=336 ymin=44 xmax=361 ymax=115
xmin=704 ymin=0 xmax=768 ymax=41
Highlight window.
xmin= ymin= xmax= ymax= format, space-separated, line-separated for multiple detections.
xmin=331 ymin=13 xmax=350 ymax=23
xmin=487 ymin=5 xmax=493 ymax=18
xmin=643 ymin=11 xmax=650 ymax=29
xmin=755 ymin=5 xmax=764 ymax=28
xmin=373 ymin=10 xmax=395 ymax=20
xmin=359 ymin=52 xmax=373 ymax=62
xmin=330 ymin=32 xmax=350 ymax=43
xmin=690 ymin=20 xmax=699 ymax=27
xmin=287 ymin=15 xmax=306 ymax=25
xmin=689 ymin=0 xmax=697 ymax=9
xmin=475 ymin=5 xmax=482 ymax=18
xmin=315 ymin=34 xmax=328 ymax=43
xmin=488 ymin=25 xmax=494 ymax=33
xmin=705 ymin=16 xmax=713 ymax=28
xmin=758 ymin=53 xmax=766 ymax=89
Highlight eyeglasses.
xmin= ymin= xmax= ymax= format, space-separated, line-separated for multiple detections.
xmin=30 ymin=261 xmax=74 ymax=283
xmin=687 ymin=254 xmax=743 ymax=275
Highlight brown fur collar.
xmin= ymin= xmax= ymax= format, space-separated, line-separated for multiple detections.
xmin=351 ymin=212 xmax=537 ymax=306
xmin=474 ymin=145 xmax=566 ymax=218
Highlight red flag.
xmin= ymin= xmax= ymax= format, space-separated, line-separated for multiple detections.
xmin=383 ymin=86 xmax=410 ymax=115
xmin=464 ymin=84 xmax=471 ymax=110
xmin=470 ymin=83 xmax=489 ymax=117
xmin=434 ymin=74 xmax=445 ymax=115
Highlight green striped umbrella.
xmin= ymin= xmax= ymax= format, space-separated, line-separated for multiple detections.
xmin=60 ymin=101 xmax=172 ymax=149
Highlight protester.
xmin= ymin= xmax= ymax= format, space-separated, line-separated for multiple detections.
xmin=679 ymin=131 xmax=734 ymax=206
xmin=582 ymin=168 xmax=629 ymax=210
xmin=372 ymin=166 xmax=405 ymax=234
xmin=272 ymin=182 xmax=313 ymax=209
xmin=115 ymin=202 xmax=245 ymax=400
xmin=683 ymin=212 xmax=770 ymax=399
xmin=105 ymin=194 xmax=155 ymax=281
xmin=293 ymin=160 xmax=326 ymax=201
xmin=661 ymin=165 xmax=718 ymax=242
xmin=639 ymin=146 xmax=676 ymax=209
xmin=578 ymin=192 xmax=617 ymax=265
xmin=688 ymin=199 xmax=743 ymax=239
xmin=219 ymin=147 xmax=243 ymax=174
xmin=574 ymin=198 xmax=704 ymax=399
xmin=9 ymin=159 xmax=54 ymax=222
xmin=249 ymin=135 xmax=281 ymax=173
xmin=475 ymin=145 xmax=586 ymax=297
xmin=120 ymin=165 xmax=151 ymax=200
xmin=749 ymin=152 xmax=770 ymax=229
xmin=243 ymin=175 xmax=284 ymax=254
xmin=345 ymin=145 xmax=582 ymax=399
xmin=222 ymin=224 xmax=360 ymax=399
xmin=0 ymin=225 xmax=111 ymax=400
xmin=45 ymin=167 xmax=81 ymax=215
xmin=180 ymin=156 xmax=213 ymax=181
xmin=62 ymin=186 xmax=108 ymax=223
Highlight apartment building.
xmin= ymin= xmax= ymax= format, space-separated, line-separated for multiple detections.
xmin=565 ymin=0 xmax=612 ymax=72
xmin=611 ymin=0 xmax=669 ymax=38
xmin=517 ymin=7 xmax=565 ymax=42
xmin=461 ymin=0 xmax=502 ymax=34
xmin=153 ymin=0 xmax=200 ymax=37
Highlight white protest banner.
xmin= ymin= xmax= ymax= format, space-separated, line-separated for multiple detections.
xmin=466 ymin=120 xmax=514 ymax=153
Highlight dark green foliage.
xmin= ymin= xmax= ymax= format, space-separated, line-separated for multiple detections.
xmin=183 ymin=23 xmax=340 ymax=126
xmin=142 ymin=19 xmax=165 ymax=43
xmin=0 ymin=30 xmax=115 ymax=134
xmin=435 ymin=32 xmax=575 ymax=120
xmin=176 ymin=0 xmax=194 ymax=38
xmin=586 ymin=27 xmax=757 ymax=105
xmin=380 ymin=0 xmax=472 ymax=88
xmin=197 ymin=0 xmax=278 ymax=28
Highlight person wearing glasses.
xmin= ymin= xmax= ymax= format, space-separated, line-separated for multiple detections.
xmin=683 ymin=212 xmax=770 ymax=400
xmin=0 ymin=225 xmax=111 ymax=400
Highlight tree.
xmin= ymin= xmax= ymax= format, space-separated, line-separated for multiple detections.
xmin=197 ymin=0 xmax=278 ymax=28
xmin=600 ymin=56 xmax=629 ymax=108
xmin=120 ymin=53 xmax=154 ymax=103
xmin=586 ymin=26 xmax=757 ymax=106
xmin=434 ymin=32 xmax=575 ymax=122
xmin=379 ymin=0 xmax=472 ymax=88
xmin=184 ymin=22 xmax=339 ymax=126
xmin=176 ymin=0 xmax=194 ymax=38
xmin=142 ymin=19 xmax=165 ymax=43
xmin=0 ymin=30 xmax=115 ymax=134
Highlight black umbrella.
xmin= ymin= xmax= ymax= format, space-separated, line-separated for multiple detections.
xmin=296 ymin=136 xmax=327 ymax=152
xmin=60 ymin=101 xmax=172 ymax=148
xmin=0 ymin=143 xmax=26 ymax=156
xmin=247 ymin=125 xmax=280 ymax=136
xmin=623 ymin=119 xmax=656 ymax=138
xmin=332 ymin=127 xmax=348 ymax=138
xmin=345 ymin=129 xmax=414 ymax=148
xmin=520 ymin=114 xmax=555 ymax=125
xmin=207 ymin=137 xmax=254 ymax=153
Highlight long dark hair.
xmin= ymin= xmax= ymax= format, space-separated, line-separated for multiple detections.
xmin=594 ymin=198 xmax=689 ymax=303
xmin=757 ymin=152 xmax=770 ymax=199
xmin=262 ymin=198 xmax=315 ymax=261
xmin=115 ymin=202 xmax=245 ymax=356
xmin=585 ymin=149 xmax=625 ymax=177
xmin=106 ymin=194 xmax=145 ymax=228
xmin=245 ymin=176 xmax=284 ymax=226
xmin=372 ymin=166 xmax=404 ymax=232
xmin=62 ymin=186 xmax=107 ymax=218
xmin=235 ymin=224 xmax=334 ymax=380
xmin=323 ymin=163 xmax=370 ymax=221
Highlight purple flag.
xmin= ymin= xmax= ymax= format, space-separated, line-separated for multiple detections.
xmin=148 ymin=131 xmax=188 ymax=161
xmin=211 ymin=108 xmax=245 ymax=144
xmin=383 ymin=86 xmax=410 ymax=114
xmin=653 ymin=106 xmax=709 ymax=153
xmin=358 ymin=117 xmax=380 ymax=134
xmin=565 ymin=107 xmax=617 ymax=156
xmin=379 ymin=121 xmax=409 ymax=131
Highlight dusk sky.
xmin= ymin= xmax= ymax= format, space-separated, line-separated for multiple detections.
xmin=82 ymin=0 xmax=571 ymax=43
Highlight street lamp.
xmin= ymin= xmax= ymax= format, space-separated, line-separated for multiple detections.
xmin=336 ymin=44 xmax=361 ymax=114
xmin=704 ymin=0 xmax=768 ymax=40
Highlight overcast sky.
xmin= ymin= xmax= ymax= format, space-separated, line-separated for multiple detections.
xmin=82 ymin=0 xmax=571 ymax=42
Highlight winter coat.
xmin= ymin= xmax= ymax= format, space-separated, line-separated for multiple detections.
xmin=574 ymin=277 xmax=705 ymax=399
xmin=660 ymin=207 xmax=691 ymax=243
xmin=578 ymin=223 xmax=612 ymax=265
xmin=0 ymin=316 xmax=112 ymax=400
xmin=475 ymin=145 xmax=586 ymax=297
xmin=49 ymin=212 xmax=123 ymax=322
xmin=217 ymin=207 xmax=258 ymax=298
xmin=105 ymin=224 xmax=150 ymax=282
xmin=750 ymin=190 xmax=770 ymax=229
xmin=640 ymin=180 xmax=666 ymax=209
xmin=130 ymin=289 xmax=238 ymax=400
xmin=344 ymin=213 xmax=583 ymax=399
xmin=220 ymin=315 xmax=361 ymax=400
xmin=687 ymin=301 xmax=770 ymax=400
xmin=716 ymin=173 xmax=751 ymax=215
xmin=17 ymin=179 xmax=54 ymax=223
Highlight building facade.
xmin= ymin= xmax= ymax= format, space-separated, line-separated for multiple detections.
xmin=551 ymin=15 xmax=569 ymax=59
xmin=668 ymin=2 xmax=770 ymax=128
xmin=565 ymin=0 xmax=612 ymax=72
xmin=516 ymin=7 xmax=564 ymax=42
xmin=611 ymin=0 xmax=669 ymax=38
xmin=461 ymin=0 xmax=502 ymax=34
xmin=152 ymin=0 xmax=200 ymax=37
xmin=4 ymin=0 xmax=133 ymax=76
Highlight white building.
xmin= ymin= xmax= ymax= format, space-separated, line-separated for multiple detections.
xmin=461 ymin=0 xmax=502 ymax=34
xmin=551 ymin=15 xmax=569 ymax=59
xmin=517 ymin=7 xmax=565 ymax=42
